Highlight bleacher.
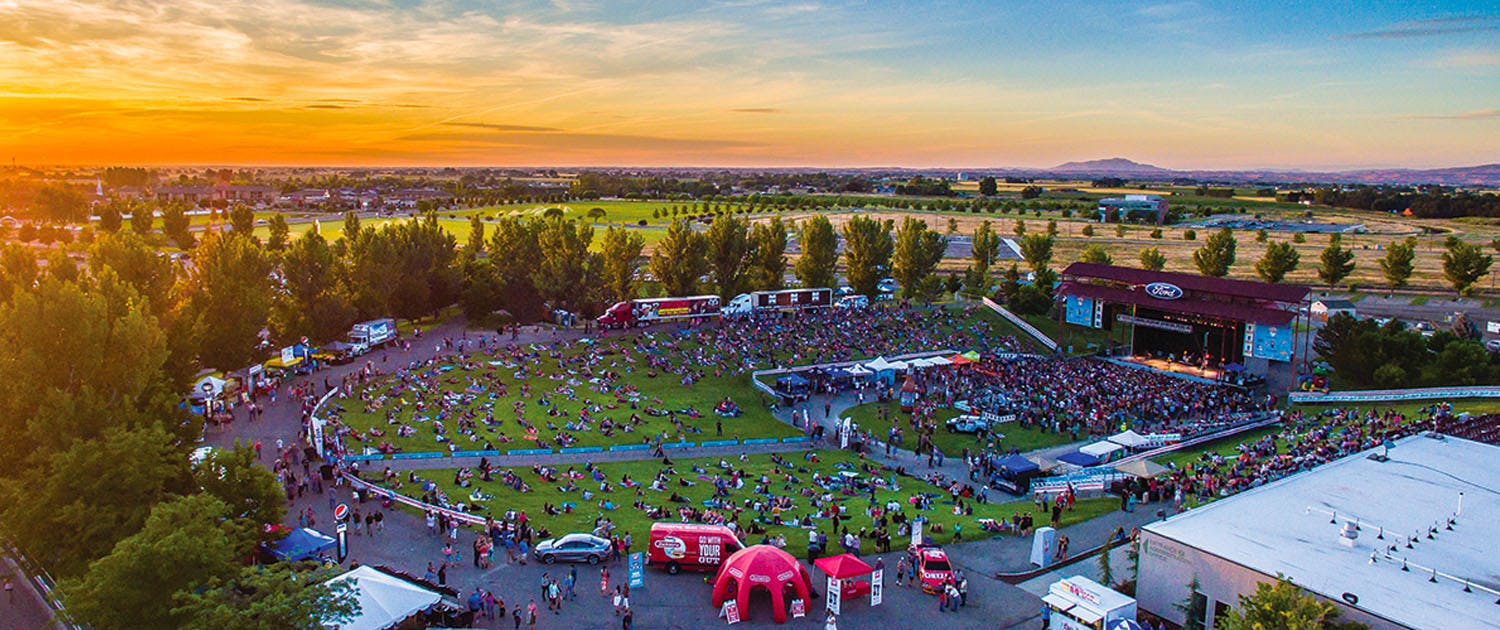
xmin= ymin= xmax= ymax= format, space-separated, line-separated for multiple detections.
xmin=1436 ymin=414 xmax=1500 ymax=446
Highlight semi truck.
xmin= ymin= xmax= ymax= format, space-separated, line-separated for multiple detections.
xmin=348 ymin=318 xmax=398 ymax=354
xmin=721 ymin=288 xmax=833 ymax=316
xmin=597 ymin=295 xmax=721 ymax=329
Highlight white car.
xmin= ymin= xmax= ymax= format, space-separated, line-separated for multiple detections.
xmin=945 ymin=414 xmax=990 ymax=433
xmin=1485 ymin=339 xmax=1500 ymax=353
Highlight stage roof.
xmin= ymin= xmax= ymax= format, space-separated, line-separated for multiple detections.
xmin=1061 ymin=262 xmax=1310 ymax=304
xmin=1144 ymin=435 xmax=1500 ymax=630
xmin=1057 ymin=281 xmax=1296 ymax=325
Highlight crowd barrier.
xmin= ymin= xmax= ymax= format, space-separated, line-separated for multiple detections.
xmin=981 ymin=297 xmax=1058 ymax=352
xmin=339 ymin=435 xmax=817 ymax=461
xmin=1289 ymin=386 xmax=1500 ymax=404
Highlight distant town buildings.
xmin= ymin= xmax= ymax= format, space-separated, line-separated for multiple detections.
xmin=1097 ymin=194 xmax=1168 ymax=224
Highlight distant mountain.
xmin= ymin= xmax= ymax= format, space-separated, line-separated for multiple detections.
xmin=1032 ymin=158 xmax=1500 ymax=187
xmin=1049 ymin=158 xmax=1176 ymax=178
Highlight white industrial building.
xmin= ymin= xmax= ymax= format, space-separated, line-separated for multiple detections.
xmin=1137 ymin=434 xmax=1500 ymax=629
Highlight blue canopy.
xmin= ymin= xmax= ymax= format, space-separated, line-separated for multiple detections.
xmin=776 ymin=373 xmax=810 ymax=387
xmin=826 ymin=368 xmax=853 ymax=380
xmin=266 ymin=527 xmax=336 ymax=562
xmin=1057 ymin=451 xmax=1102 ymax=467
xmin=991 ymin=454 xmax=1038 ymax=475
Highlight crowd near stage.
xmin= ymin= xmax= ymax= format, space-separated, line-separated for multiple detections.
xmin=1055 ymin=263 xmax=1310 ymax=390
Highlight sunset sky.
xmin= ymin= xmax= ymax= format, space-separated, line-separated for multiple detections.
xmin=0 ymin=0 xmax=1495 ymax=169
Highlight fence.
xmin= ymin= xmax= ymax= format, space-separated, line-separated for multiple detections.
xmin=981 ymin=297 xmax=1058 ymax=352
xmin=1289 ymin=386 xmax=1500 ymax=405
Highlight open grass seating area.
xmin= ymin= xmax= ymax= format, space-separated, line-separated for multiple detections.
xmin=357 ymin=450 xmax=1117 ymax=559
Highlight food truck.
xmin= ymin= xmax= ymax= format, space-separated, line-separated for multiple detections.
xmin=1042 ymin=576 xmax=1137 ymax=630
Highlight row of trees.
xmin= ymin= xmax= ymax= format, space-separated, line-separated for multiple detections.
xmin=0 ymin=231 xmax=354 ymax=628
xmin=1316 ymin=313 xmax=1500 ymax=388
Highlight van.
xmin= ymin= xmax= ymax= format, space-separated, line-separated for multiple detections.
xmin=647 ymin=523 xmax=744 ymax=574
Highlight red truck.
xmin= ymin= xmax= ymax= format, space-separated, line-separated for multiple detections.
xmin=597 ymin=295 xmax=721 ymax=330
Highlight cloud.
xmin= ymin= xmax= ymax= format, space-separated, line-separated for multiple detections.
xmin=1335 ymin=16 xmax=1498 ymax=40
xmin=1407 ymin=109 xmax=1500 ymax=121
xmin=729 ymin=107 xmax=782 ymax=114
xmin=228 ymin=96 xmax=270 ymax=102
xmin=304 ymin=104 xmax=348 ymax=109
xmin=1430 ymin=49 xmax=1500 ymax=68
xmin=442 ymin=121 xmax=563 ymax=132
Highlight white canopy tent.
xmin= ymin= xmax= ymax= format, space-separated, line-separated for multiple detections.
xmin=863 ymin=357 xmax=896 ymax=372
xmin=1079 ymin=440 xmax=1125 ymax=460
xmin=885 ymin=360 xmax=910 ymax=371
xmin=324 ymin=566 xmax=442 ymax=630
xmin=846 ymin=364 xmax=873 ymax=377
xmin=1107 ymin=429 xmax=1150 ymax=450
xmin=924 ymin=356 xmax=952 ymax=366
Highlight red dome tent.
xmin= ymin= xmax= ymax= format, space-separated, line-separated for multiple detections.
xmin=711 ymin=545 xmax=813 ymax=624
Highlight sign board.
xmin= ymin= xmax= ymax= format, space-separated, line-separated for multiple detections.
xmin=1143 ymin=282 xmax=1183 ymax=300
xmin=310 ymin=416 xmax=326 ymax=459
xmin=628 ymin=552 xmax=645 ymax=588
xmin=333 ymin=503 xmax=349 ymax=522
xmin=280 ymin=345 xmax=297 ymax=365
xmin=1489 ymin=321 xmax=1500 ymax=335
xmin=838 ymin=417 xmax=851 ymax=449
xmin=791 ymin=598 xmax=806 ymax=619
xmin=336 ymin=523 xmax=348 ymax=562
xmin=910 ymin=519 xmax=923 ymax=547
xmin=825 ymin=576 xmax=842 ymax=615
xmin=1116 ymin=314 xmax=1192 ymax=334
xmin=722 ymin=600 xmax=740 ymax=625
xmin=1064 ymin=295 xmax=1095 ymax=327
xmin=870 ymin=569 xmax=883 ymax=606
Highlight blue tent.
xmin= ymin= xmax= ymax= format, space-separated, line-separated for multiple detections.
xmin=1057 ymin=451 xmax=1102 ymax=467
xmin=266 ymin=527 xmax=336 ymax=562
xmin=776 ymin=373 xmax=810 ymax=388
xmin=991 ymin=454 xmax=1038 ymax=475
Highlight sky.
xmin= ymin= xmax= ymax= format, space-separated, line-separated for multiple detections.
xmin=0 ymin=0 xmax=1495 ymax=169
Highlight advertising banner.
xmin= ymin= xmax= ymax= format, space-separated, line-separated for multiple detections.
xmin=826 ymin=576 xmax=842 ymax=615
xmin=871 ymin=569 xmax=883 ymax=606
xmin=1064 ymin=295 xmax=1095 ymax=327
xmin=628 ymin=552 xmax=644 ymax=588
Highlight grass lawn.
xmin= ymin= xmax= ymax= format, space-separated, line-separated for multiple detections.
xmin=335 ymin=346 xmax=799 ymax=455
xmin=1017 ymin=313 xmax=1127 ymax=356
xmin=842 ymin=401 xmax=1078 ymax=456
xmin=372 ymin=450 xmax=1120 ymax=558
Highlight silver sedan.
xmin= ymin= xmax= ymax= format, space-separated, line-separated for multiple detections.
xmin=533 ymin=533 xmax=613 ymax=565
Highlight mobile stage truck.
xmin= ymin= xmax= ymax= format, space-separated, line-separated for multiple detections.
xmin=598 ymin=295 xmax=721 ymax=329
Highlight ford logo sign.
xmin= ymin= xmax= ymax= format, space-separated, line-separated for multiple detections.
xmin=1144 ymin=282 xmax=1183 ymax=300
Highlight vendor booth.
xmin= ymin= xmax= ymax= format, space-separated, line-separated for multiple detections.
xmin=1057 ymin=451 xmax=1102 ymax=468
xmin=989 ymin=453 xmax=1041 ymax=495
xmin=711 ymin=545 xmax=814 ymax=624
xmin=1106 ymin=430 xmax=1149 ymax=451
xmin=324 ymin=565 xmax=445 ymax=630
xmin=774 ymin=373 xmax=810 ymax=403
xmin=1112 ymin=459 xmax=1168 ymax=479
xmin=1043 ymin=576 xmax=1137 ymax=630
xmin=863 ymin=357 xmax=898 ymax=386
xmin=1079 ymin=440 xmax=1125 ymax=464
xmin=263 ymin=527 xmax=336 ymax=562
xmin=814 ymin=553 xmax=881 ymax=615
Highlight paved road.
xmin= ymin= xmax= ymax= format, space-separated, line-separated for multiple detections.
xmin=0 ymin=554 xmax=62 ymax=630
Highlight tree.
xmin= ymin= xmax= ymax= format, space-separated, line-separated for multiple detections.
xmin=1079 ymin=244 xmax=1112 ymax=265
xmin=586 ymin=207 xmax=607 ymax=222
xmin=34 ymin=184 xmax=88 ymax=223
xmin=746 ymin=217 xmax=788 ymax=291
xmin=130 ymin=205 xmax=155 ymax=237
xmin=1140 ymin=247 xmax=1167 ymax=271
xmin=1176 ymin=576 xmax=1207 ymax=630
xmin=341 ymin=211 xmax=363 ymax=243
xmin=267 ymin=214 xmax=291 ymax=252
xmin=705 ymin=214 xmax=751 ymax=298
xmin=650 ymin=218 xmax=708 ymax=297
xmin=794 ymin=215 xmax=837 ymax=290
xmin=386 ymin=216 xmax=461 ymax=321
xmin=1098 ymin=542 xmax=1114 ymax=588
xmin=98 ymin=202 xmax=124 ymax=233
xmin=1080 ymin=224 xmax=1094 ymax=237
xmin=1013 ymin=218 xmax=1026 ymax=236
xmin=464 ymin=215 xmax=486 ymax=257
xmin=56 ymin=494 xmax=246 ymax=630
xmin=1442 ymin=237 xmax=1493 ymax=295
xmin=1379 ymin=239 xmax=1416 ymax=288
xmin=1317 ymin=235 xmax=1356 ymax=287
xmin=47 ymin=249 xmax=79 ymax=283
xmin=978 ymin=176 xmax=998 ymax=196
xmin=599 ymin=225 xmax=645 ymax=304
xmin=1193 ymin=228 xmax=1237 ymax=277
xmin=841 ymin=215 xmax=894 ymax=297
xmin=965 ymin=220 xmax=1001 ymax=296
xmin=0 ymin=242 xmax=39 ymax=303
xmin=1020 ymin=185 xmax=1043 ymax=199
xmin=160 ymin=203 xmax=194 ymax=248
xmin=891 ymin=217 xmax=947 ymax=299
xmin=458 ymin=257 xmax=504 ymax=322
xmin=194 ymin=443 xmax=286 ymax=526
xmin=1018 ymin=233 xmax=1054 ymax=272
xmin=229 ymin=205 xmax=256 ymax=242
xmin=271 ymin=230 xmax=352 ymax=343
xmin=1255 ymin=241 xmax=1300 ymax=283
xmin=1217 ymin=577 xmax=1366 ymax=630
xmin=487 ymin=217 xmax=546 ymax=323
xmin=182 ymin=230 xmax=275 ymax=372
xmin=173 ymin=563 xmax=360 ymax=630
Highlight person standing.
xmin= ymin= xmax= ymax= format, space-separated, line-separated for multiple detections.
xmin=565 ymin=567 xmax=577 ymax=600
xmin=825 ymin=610 xmax=838 ymax=630
xmin=4 ymin=576 xmax=13 ymax=605
xmin=600 ymin=566 xmax=609 ymax=595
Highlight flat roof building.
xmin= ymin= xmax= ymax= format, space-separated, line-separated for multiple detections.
xmin=1098 ymin=194 xmax=1168 ymax=224
xmin=1137 ymin=434 xmax=1500 ymax=629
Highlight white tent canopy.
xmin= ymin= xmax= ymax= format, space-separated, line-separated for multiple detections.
xmin=924 ymin=356 xmax=952 ymax=366
xmin=1107 ymin=430 xmax=1150 ymax=449
xmin=885 ymin=360 xmax=910 ymax=371
xmin=1080 ymin=441 xmax=1124 ymax=459
xmin=846 ymin=364 xmax=873 ymax=376
xmin=864 ymin=357 xmax=896 ymax=372
xmin=324 ymin=566 xmax=442 ymax=630
xmin=192 ymin=375 xmax=228 ymax=399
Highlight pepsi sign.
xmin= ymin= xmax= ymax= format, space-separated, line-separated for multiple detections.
xmin=1144 ymin=282 xmax=1183 ymax=300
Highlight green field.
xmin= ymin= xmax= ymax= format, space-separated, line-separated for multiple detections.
xmin=373 ymin=450 xmax=1118 ymax=558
